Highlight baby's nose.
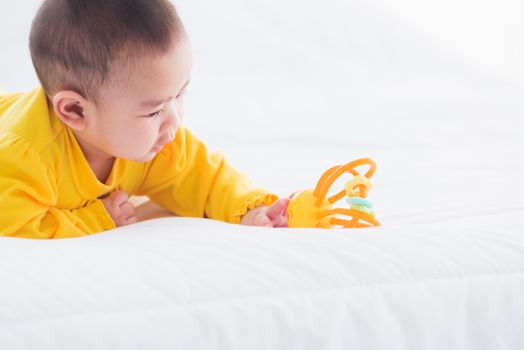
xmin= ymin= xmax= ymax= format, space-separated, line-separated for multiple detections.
xmin=163 ymin=110 xmax=181 ymax=132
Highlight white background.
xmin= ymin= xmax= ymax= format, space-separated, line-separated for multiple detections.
xmin=1 ymin=0 xmax=523 ymax=222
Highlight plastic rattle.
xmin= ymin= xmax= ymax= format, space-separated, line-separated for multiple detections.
xmin=287 ymin=158 xmax=380 ymax=228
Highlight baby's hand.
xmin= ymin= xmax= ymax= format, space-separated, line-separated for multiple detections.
xmin=101 ymin=190 xmax=138 ymax=227
xmin=241 ymin=198 xmax=290 ymax=228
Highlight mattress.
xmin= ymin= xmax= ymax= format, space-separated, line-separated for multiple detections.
xmin=1 ymin=0 xmax=523 ymax=349
xmin=1 ymin=214 xmax=524 ymax=349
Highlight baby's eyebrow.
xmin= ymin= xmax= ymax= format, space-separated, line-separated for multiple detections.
xmin=140 ymin=97 xmax=172 ymax=108
xmin=140 ymin=78 xmax=191 ymax=108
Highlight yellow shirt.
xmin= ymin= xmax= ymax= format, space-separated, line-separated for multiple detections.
xmin=0 ymin=87 xmax=277 ymax=239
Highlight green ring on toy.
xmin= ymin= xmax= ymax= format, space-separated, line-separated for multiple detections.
xmin=346 ymin=196 xmax=373 ymax=208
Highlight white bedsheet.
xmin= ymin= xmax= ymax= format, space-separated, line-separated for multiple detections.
xmin=1 ymin=216 xmax=524 ymax=349
xmin=1 ymin=0 xmax=523 ymax=349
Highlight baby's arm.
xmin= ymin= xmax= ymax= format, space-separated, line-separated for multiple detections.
xmin=0 ymin=194 xmax=116 ymax=239
xmin=135 ymin=127 xmax=278 ymax=223
xmin=0 ymin=134 xmax=116 ymax=238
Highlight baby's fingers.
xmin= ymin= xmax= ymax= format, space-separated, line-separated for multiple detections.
xmin=124 ymin=214 xmax=138 ymax=225
xmin=118 ymin=202 xmax=136 ymax=226
xmin=267 ymin=198 xmax=290 ymax=220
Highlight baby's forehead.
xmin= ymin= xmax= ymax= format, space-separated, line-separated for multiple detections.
xmin=104 ymin=41 xmax=192 ymax=104
xmin=117 ymin=35 xmax=191 ymax=74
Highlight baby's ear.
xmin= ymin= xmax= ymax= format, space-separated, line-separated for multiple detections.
xmin=51 ymin=90 xmax=89 ymax=131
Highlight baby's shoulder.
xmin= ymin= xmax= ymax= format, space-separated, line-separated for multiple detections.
xmin=0 ymin=87 xmax=66 ymax=168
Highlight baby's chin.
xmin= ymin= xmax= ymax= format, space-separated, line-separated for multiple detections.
xmin=113 ymin=144 xmax=163 ymax=163
xmin=133 ymin=143 xmax=172 ymax=162
xmin=132 ymin=150 xmax=158 ymax=163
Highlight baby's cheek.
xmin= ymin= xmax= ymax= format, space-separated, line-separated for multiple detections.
xmin=118 ymin=128 xmax=154 ymax=157
xmin=134 ymin=125 xmax=156 ymax=144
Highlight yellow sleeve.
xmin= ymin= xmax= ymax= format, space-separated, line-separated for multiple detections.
xmin=0 ymin=133 xmax=115 ymax=239
xmin=136 ymin=127 xmax=278 ymax=224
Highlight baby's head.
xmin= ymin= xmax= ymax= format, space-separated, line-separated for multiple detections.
xmin=30 ymin=0 xmax=192 ymax=162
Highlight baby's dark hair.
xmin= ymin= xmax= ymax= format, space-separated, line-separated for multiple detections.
xmin=30 ymin=0 xmax=185 ymax=102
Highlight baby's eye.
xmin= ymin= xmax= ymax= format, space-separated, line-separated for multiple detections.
xmin=145 ymin=110 xmax=162 ymax=118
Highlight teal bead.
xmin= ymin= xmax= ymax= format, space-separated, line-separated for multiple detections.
xmin=346 ymin=196 xmax=373 ymax=208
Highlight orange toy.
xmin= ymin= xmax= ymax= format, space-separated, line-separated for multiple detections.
xmin=287 ymin=158 xmax=381 ymax=228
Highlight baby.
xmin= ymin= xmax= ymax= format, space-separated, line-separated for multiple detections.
xmin=0 ymin=0 xmax=289 ymax=239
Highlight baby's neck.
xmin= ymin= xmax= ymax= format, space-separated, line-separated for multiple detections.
xmin=89 ymin=157 xmax=115 ymax=184
xmin=72 ymin=131 xmax=115 ymax=183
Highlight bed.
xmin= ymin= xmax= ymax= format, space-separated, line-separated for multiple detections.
xmin=1 ymin=0 xmax=523 ymax=349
